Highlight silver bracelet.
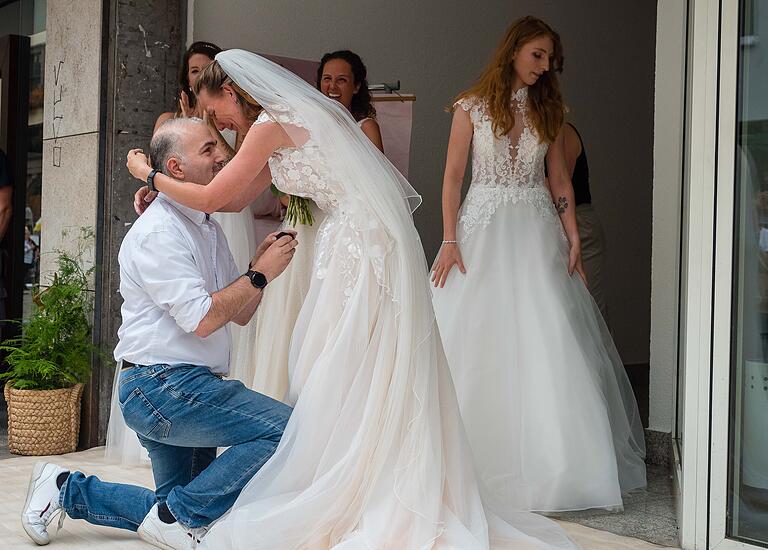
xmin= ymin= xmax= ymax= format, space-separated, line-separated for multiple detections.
xmin=442 ymin=240 xmax=458 ymax=244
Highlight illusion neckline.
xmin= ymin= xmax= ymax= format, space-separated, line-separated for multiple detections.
xmin=512 ymin=86 xmax=528 ymax=103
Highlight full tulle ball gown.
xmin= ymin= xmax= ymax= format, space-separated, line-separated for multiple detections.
xmin=431 ymin=90 xmax=647 ymax=513
xmin=195 ymin=50 xmax=576 ymax=550
xmin=250 ymin=117 xmax=371 ymax=403
xmin=249 ymin=199 xmax=325 ymax=402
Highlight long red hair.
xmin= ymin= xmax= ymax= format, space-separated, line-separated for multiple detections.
xmin=456 ymin=16 xmax=565 ymax=144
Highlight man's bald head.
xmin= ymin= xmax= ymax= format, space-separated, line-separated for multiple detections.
xmin=149 ymin=117 xmax=225 ymax=186
xmin=150 ymin=117 xmax=208 ymax=176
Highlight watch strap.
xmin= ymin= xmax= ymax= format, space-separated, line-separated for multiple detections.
xmin=245 ymin=269 xmax=268 ymax=290
xmin=146 ymin=169 xmax=159 ymax=193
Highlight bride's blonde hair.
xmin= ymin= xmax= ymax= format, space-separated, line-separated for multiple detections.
xmin=194 ymin=60 xmax=263 ymax=122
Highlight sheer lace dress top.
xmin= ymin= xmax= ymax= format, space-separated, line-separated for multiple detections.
xmin=455 ymin=87 xmax=548 ymax=191
xmin=253 ymin=109 xmax=343 ymax=212
xmin=455 ymin=88 xmax=558 ymax=242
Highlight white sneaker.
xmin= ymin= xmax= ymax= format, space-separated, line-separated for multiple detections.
xmin=21 ymin=462 xmax=69 ymax=545
xmin=138 ymin=503 xmax=208 ymax=550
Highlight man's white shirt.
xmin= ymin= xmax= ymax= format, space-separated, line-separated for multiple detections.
xmin=114 ymin=194 xmax=241 ymax=375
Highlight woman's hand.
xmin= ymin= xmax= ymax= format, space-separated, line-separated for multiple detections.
xmin=126 ymin=149 xmax=152 ymax=182
xmin=430 ymin=243 xmax=466 ymax=288
xmin=134 ymin=186 xmax=158 ymax=215
xmin=568 ymin=242 xmax=588 ymax=285
xmin=179 ymin=90 xmax=194 ymax=118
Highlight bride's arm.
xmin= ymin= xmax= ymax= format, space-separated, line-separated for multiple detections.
xmin=218 ymin=167 xmax=274 ymax=212
xmin=127 ymin=122 xmax=291 ymax=214
xmin=431 ymin=106 xmax=473 ymax=288
xmin=546 ymin=128 xmax=586 ymax=282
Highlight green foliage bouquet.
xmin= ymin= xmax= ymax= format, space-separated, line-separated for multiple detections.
xmin=271 ymin=184 xmax=314 ymax=226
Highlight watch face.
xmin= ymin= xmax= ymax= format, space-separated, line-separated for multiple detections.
xmin=250 ymin=271 xmax=268 ymax=288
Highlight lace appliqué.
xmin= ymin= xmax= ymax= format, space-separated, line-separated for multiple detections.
xmin=257 ymin=108 xmax=392 ymax=306
xmin=256 ymin=109 xmax=343 ymax=213
xmin=455 ymin=91 xmax=559 ymax=242
xmin=313 ymin=210 xmax=390 ymax=307
xmin=458 ymin=185 xmax=559 ymax=243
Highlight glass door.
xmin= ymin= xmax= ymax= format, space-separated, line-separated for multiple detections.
xmin=710 ymin=0 xmax=768 ymax=548
xmin=727 ymin=0 xmax=768 ymax=544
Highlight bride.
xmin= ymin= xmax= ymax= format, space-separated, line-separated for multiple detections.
xmin=249 ymin=48 xmax=384 ymax=402
xmin=127 ymin=49 xmax=574 ymax=549
xmin=431 ymin=16 xmax=646 ymax=513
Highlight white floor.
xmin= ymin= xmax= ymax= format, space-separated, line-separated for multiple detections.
xmin=0 ymin=448 xmax=678 ymax=549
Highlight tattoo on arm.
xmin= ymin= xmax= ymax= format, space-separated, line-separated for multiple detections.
xmin=555 ymin=196 xmax=569 ymax=214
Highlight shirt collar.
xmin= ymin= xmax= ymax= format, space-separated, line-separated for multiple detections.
xmin=156 ymin=193 xmax=209 ymax=225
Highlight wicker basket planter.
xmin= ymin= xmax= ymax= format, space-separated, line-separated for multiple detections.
xmin=4 ymin=382 xmax=84 ymax=456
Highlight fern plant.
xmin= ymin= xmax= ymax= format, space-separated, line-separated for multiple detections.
xmin=0 ymin=228 xmax=97 ymax=390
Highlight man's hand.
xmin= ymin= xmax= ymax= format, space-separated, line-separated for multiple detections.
xmin=134 ymin=186 xmax=158 ymax=215
xmin=252 ymin=232 xmax=298 ymax=282
xmin=126 ymin=149 xmax=152 ymax=182
xmin=250 ymin=230 xmax=297 ymax=269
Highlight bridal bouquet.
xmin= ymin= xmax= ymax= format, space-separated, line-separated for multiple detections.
xmin=271 ymin=184 xmax=314 ymax=226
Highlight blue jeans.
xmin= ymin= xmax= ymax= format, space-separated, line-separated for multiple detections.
xmin=60 ymin=364 xmax=291 ymax=530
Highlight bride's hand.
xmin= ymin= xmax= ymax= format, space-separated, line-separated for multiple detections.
xmin=126 ymin=149 xmax=152 ymax=182
xmin=134 ymin=186 xmax=158 ymax=216
xmin=431 ymin=243 xmax=466 ymax=288
xmin=568 ymin=244 xmax=588 ymax=285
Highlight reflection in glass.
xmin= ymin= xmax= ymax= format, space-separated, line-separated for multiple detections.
xmin=24 ymin=41 xmax=43 ymax=304
xmin=729 ymin=0 xmax=768 ymax=544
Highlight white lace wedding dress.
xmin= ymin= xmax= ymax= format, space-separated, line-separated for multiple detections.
xmin=250 ymin=118 xmax=371 ymax=403
xmin=196 ymin=50 xmax=575 ymax=550
xmin=431 ymin=90 xmax=647 ymax=512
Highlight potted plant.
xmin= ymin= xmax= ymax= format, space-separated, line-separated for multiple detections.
xmin=1 ymin=228 xmax=98 ymax=455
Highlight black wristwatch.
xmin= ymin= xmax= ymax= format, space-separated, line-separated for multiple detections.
xmin=146 ymin=169 xmax=159 ymax=193
xmin=244 ymin=269 xmax=268 ymax=290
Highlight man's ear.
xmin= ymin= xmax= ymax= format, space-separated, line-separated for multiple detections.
xmin=166 ymin=157 xmax=184 ymax=179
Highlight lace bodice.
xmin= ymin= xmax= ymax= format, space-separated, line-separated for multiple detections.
xmin=254 ymin=110 xmax=344 ymax=213
xmin=456 ymin=89 xmax=556 ymax=242
xmin=253 ymin=110 xmax=388 ymax=305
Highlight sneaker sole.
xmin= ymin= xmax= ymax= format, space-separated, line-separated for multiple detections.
xmin=137 ymin=525 xmax=180 ymax=550
xmin=21 ymin=461 xmax=51 ymax=546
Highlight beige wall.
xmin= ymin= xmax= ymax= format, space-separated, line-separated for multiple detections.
xmin=40 ymin=0 xmax=102 ymax=285
xmin=650 ymin=0 xmax=687 ymax=434
xmin=193 ymin=0 xmax=657 ymax=365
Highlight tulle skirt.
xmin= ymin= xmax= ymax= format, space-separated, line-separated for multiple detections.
xmin=250 ymin=204 xmax=325 ymax=402
xmin=431 ymin=199 xmax=647 ymax=512
xmin=198 ymin=209 xmax=575 ymax=549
